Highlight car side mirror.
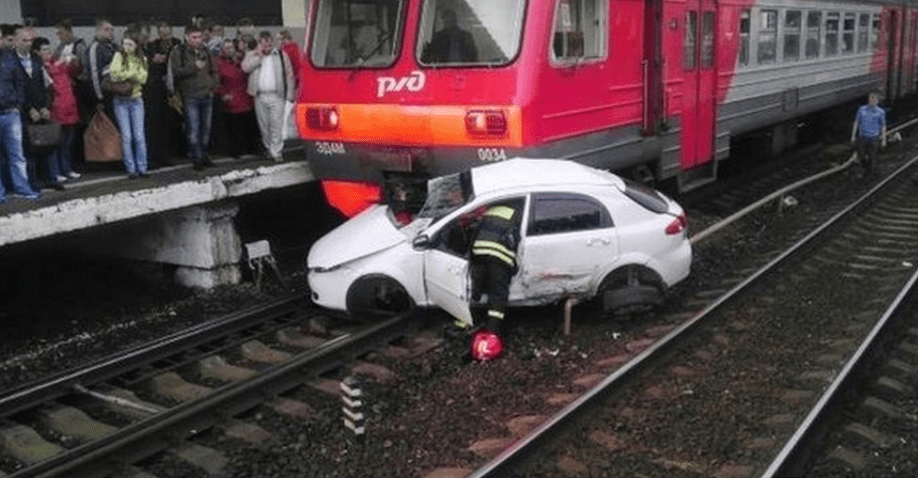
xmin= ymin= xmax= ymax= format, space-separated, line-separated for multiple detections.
xmin=412 ymin=234 xmax=431 ymax=250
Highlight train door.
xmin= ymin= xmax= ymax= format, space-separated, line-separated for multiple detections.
xmin=905 ymin=11 xmax=918 ymax=95
xmin=680 ymin=0 xmax=717 ymax=169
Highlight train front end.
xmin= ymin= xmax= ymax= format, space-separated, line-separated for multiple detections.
xmin=298 ymin=0 xmax=533 ymax=217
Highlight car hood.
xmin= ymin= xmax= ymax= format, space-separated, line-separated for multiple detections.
xmin=308 ymin=205 xmax=410 ymax=270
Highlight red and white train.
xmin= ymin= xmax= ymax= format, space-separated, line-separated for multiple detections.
xmin=296 ymin=0 xmax=918 ymax=217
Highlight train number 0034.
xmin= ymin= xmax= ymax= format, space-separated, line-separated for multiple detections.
xmin=477 ymin=148 xmax=507 ymax=162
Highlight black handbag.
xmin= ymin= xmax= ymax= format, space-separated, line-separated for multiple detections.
xmin=27 ymin=121 xmax=62 ymax=149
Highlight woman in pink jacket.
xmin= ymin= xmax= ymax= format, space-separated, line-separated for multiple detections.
xmin=35 ymin=37 xmax=81 ymax=183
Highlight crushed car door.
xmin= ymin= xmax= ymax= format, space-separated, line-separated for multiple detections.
xmin=517 ymin=192 xmax=618 ymax=298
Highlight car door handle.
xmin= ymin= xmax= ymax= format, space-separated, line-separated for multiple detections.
xmin=587 ymin=238 xmax=611 ymax=246
xmin=448 ymin=266 xmax=463 ymax=275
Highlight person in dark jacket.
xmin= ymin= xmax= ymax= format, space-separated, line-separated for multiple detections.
xmin=421 ymin=9 xmax=478 ymax=64
xmin=15 ymin=27 xmax=61 ymax=192
xmin=469 ymin=200 xmax=523 ymax=337
xmin=170 ymin=24 xmax=218 ymax=170
xmin=83 ymin=19 xmax=117 ymax=114
xmin=0 ymin=37 xmax=41 ymax=200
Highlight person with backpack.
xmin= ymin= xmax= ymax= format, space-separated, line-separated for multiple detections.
xmin=170 ymin=24 xmax=218 ymax=171
xmin=242 ymin=31 xmax=294 ymax=163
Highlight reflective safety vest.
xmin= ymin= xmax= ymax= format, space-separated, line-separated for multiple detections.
xmin=472 ymin=205 xmax=519 ymax=269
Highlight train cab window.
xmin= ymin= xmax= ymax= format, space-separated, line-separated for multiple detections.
xmin=806 ymin=11 xmax=821 ymax=58
xmin=417 ymin=0 xmax=526 ymax=66
xmin=310 ymin=0 xmax=405 ymax=67
xmin=842 ymin=13 xmax=856 ymax=54
xmin=757 ymin=10 xmax=777 ymax=64
xmin=551 ymin=0 xmax=608 ymax=62
xmin=528 ymin=193 xmax=612 ymax=236
xmin=825 ymin=12 xmax=840 ymax=56
xmin=858 ymin=13 xmax=869 ymax=52
xmin=783 ymin=10 xmax=801 ymax=62
xmin=702 ymin=11 xmax=715 ymax=68
xmin=739 ymin=10 xmax=750 ymax=67
xmin=684 ymin=11 xmax=697 ymax=69
xmin=871 ymin=14 xmax=880 ymax=50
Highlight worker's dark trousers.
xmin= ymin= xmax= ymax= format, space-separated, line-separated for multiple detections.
xmin=469 ymin=255 xmax=514 ymax=325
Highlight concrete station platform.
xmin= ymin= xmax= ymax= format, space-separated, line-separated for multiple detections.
xmin=0 ymin=150 xmax=315 ymax=288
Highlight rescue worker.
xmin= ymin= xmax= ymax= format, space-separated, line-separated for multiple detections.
xmin=469 ymin=200 xmax=522 ymax=360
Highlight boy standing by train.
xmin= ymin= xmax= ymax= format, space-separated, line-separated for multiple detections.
xmin=851 ymin=92 xmax=886 ymax=177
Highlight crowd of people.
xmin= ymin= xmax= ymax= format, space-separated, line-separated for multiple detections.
xmin=0 ymin=15 xmax=301 ymax=202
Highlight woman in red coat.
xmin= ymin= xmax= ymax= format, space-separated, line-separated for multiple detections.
xmin=214 ymin=39 xmax=259 ymax=158
xmin=36 ymin=36 xmax=81 ymax=181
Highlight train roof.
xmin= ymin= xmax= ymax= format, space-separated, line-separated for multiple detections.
xmin=470 ymin=158 xmax=624 ymax=196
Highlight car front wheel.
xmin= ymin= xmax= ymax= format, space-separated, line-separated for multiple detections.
xmin=346 ymin=275 xmax=414 ymax=320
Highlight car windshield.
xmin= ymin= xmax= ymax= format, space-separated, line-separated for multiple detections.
xmin=416 ymin=171 xmax=474 ymax=222
xmin=311 ymin=0 xmax=405 ymax=67
xmin=417 ymin=0 xmax=526 ymax=66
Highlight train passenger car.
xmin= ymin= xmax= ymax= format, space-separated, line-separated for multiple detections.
xmin=296 ymin=0 xmax=918 ymax=217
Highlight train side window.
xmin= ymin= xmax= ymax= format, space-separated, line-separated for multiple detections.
xmin=871 ymin=13 xmax=880 ymax=50
xmin=858 ymin=13 xmax=870 ymax=52
xmin=784 ymin=10 xmax=801 ymax=62
xmin=805 ymin=11 xmax=822 ymax=59
xmin=702 ymin=11 xmax=715 ymax=68
xmin=551 ymin=0 xmax=609 ymax=63
xmin=757 ymin=10 xmax=777 ymax=64
xmin=739 ymin=10 xmax=750 ymax=67
xmin=825 ymin=12 xmax=840 ymax=56
xmin=842 ymin=13 xmax=856 ymax=54
xmin=683 ymin=11 xmax=697 ymax=69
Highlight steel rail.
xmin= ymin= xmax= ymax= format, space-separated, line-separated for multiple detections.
xmin=467 ymin=150 xmax=918 ymax=478
xmin=690 ymin=115 xmax=918 ymax=245
xmin=13 ymin=312 xmax=415 ymax=478
xmin=0 ymin=296 xmax=304 ymax=420
xmin=762 ymin=243 xmax=918 ymax=476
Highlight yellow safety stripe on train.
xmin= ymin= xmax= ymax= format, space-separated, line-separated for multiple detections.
xmin=485 ymin=205 xmax=515 ymax=221
xmin=473 ymin=240 xmax=516 ymax=259
xmin=472 ymin=248 xmax=515 ymax=266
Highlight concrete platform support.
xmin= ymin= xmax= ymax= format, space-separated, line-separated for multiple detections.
xmin=90 ymin=201 xmax=243 ymax=289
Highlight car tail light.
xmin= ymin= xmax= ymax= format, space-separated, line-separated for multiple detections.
xmin=306 ymin=106 xmax=340 ymax=131
xmin=465 ymin=110 xmax=507 ymax=136
xmin=665 ymin=213 xmax=687 ymax=235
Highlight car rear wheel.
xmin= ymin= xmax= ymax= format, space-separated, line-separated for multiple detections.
xmin=346 ymin=275 xmax=414 ymax=320
xmin=595 ymin=265 xmax=663 ymax=318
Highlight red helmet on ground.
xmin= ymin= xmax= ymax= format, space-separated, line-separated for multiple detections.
xmin=471 ymin=329 xmax=504 ymax=361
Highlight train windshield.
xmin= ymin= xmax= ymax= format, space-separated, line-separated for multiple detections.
xmin=417 ymin=0 xmax=526 ymax=66
xmin=311 ymin=0 xmax=405 ymax=67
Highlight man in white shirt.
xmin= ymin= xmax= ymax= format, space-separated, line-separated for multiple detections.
xmin=242 ymin=31 xmax=295 ymax=162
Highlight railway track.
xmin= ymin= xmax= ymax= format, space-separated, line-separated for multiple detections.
xmin=4 ymin=127 xmax=918 ymax=478
xmin=0 ymin=296 xmax=438 ymax=478
xmin=461 ymin=152 xmax=918 ymax=476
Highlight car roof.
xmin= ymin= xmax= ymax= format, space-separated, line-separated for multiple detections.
xmin=470 ymin=158 xmax=624 ymax=196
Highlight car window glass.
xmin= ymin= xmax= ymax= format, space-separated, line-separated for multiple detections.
xmin=621 ymin=179 xmax=668 ymax=213
xmin=416 ymin=171 xmax=474 ymax=223
xmin=528 ymin=193 xmax=611 ymax=236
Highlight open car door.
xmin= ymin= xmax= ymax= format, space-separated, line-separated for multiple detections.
xmin=423 ymin=249 xmax=473 ymax=326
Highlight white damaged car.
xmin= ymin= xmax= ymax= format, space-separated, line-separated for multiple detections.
xmin=307 ymin=158 xmax=692 ymax=324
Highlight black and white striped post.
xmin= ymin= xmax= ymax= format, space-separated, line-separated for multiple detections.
xmin=341 ymin=375 xmax=365 ymax=444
